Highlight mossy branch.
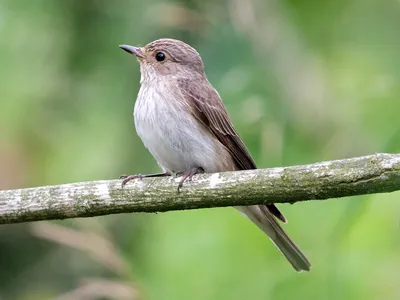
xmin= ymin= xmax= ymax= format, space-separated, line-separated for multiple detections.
xmin=0 ymin=153 xmax=399 ymax=225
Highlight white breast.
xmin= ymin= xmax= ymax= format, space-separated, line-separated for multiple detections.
xmin=133 ymin=80 xmax=234 ymax=174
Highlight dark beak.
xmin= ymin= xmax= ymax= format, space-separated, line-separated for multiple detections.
xmin=119 ymin=44 xmax=145 ymax=58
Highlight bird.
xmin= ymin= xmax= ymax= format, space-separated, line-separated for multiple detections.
xmin=119 ymin=38 xmax=311 ymax=271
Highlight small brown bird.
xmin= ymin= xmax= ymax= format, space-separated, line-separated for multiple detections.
xmin=119 ymin=38 xmax=311 ymax=272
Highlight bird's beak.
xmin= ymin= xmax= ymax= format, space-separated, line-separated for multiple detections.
xmin=119 ymin=44 xmax=145 ymax=58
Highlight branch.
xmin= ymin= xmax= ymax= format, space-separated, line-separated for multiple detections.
xmin=0 ymin=153 xmax=399 ymax=225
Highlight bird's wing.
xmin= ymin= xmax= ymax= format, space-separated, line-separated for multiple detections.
xmin=177 ymin=77 xmax=286 ymax=223
xmin=177 ymin=77 xmax=257 ymax=170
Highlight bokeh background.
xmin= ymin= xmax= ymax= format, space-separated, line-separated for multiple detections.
xmin=1 ymin=0 xmax=400 ymax=299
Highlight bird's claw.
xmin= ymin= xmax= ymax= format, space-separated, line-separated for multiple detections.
xmin=120 ymin=174 xmax=143 ymax=188
xmin=176 ymin=167 xmax=204 ymax=192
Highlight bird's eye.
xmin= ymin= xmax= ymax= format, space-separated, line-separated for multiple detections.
xmin=155 ymin=52 xmax=166 ymax=62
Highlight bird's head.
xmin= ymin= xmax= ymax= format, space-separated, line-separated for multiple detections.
xmin=119 ymin=38 xmax=205 ymax=82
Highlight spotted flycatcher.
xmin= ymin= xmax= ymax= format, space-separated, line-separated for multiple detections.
xmin=119 ymin=38 xmax=311 ymax=271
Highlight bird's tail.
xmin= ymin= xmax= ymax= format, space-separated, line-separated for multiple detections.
xmin=237 ymin=205 xmax=311 ymax=272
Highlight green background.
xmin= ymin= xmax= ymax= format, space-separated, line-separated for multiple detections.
xmin=0 ymin=0 xmax=400 ymax=299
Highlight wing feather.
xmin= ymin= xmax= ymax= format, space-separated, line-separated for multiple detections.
xmin=177 ymin=78 xmax=286 ymax=223
xmin=177 ymin=78 xmax=256 ymax=170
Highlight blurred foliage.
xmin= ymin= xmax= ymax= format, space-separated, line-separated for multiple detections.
xmin=0 ymin=0 xmax=399 ymax=299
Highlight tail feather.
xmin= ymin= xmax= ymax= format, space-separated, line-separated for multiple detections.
xmin=237 ymin=205 xmax=311 ymax=272
xmin=263 ymin=204 xmax=286 ymax=223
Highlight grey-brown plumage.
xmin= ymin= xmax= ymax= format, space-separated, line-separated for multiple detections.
xmin=119 ymin=38 xmax=311 ymax=272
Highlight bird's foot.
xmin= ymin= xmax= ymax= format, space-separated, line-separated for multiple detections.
xmin=176 ymin=167 xmax=204 ymax=192
xmin=120 ymin=172 xmax=169 ymax=188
